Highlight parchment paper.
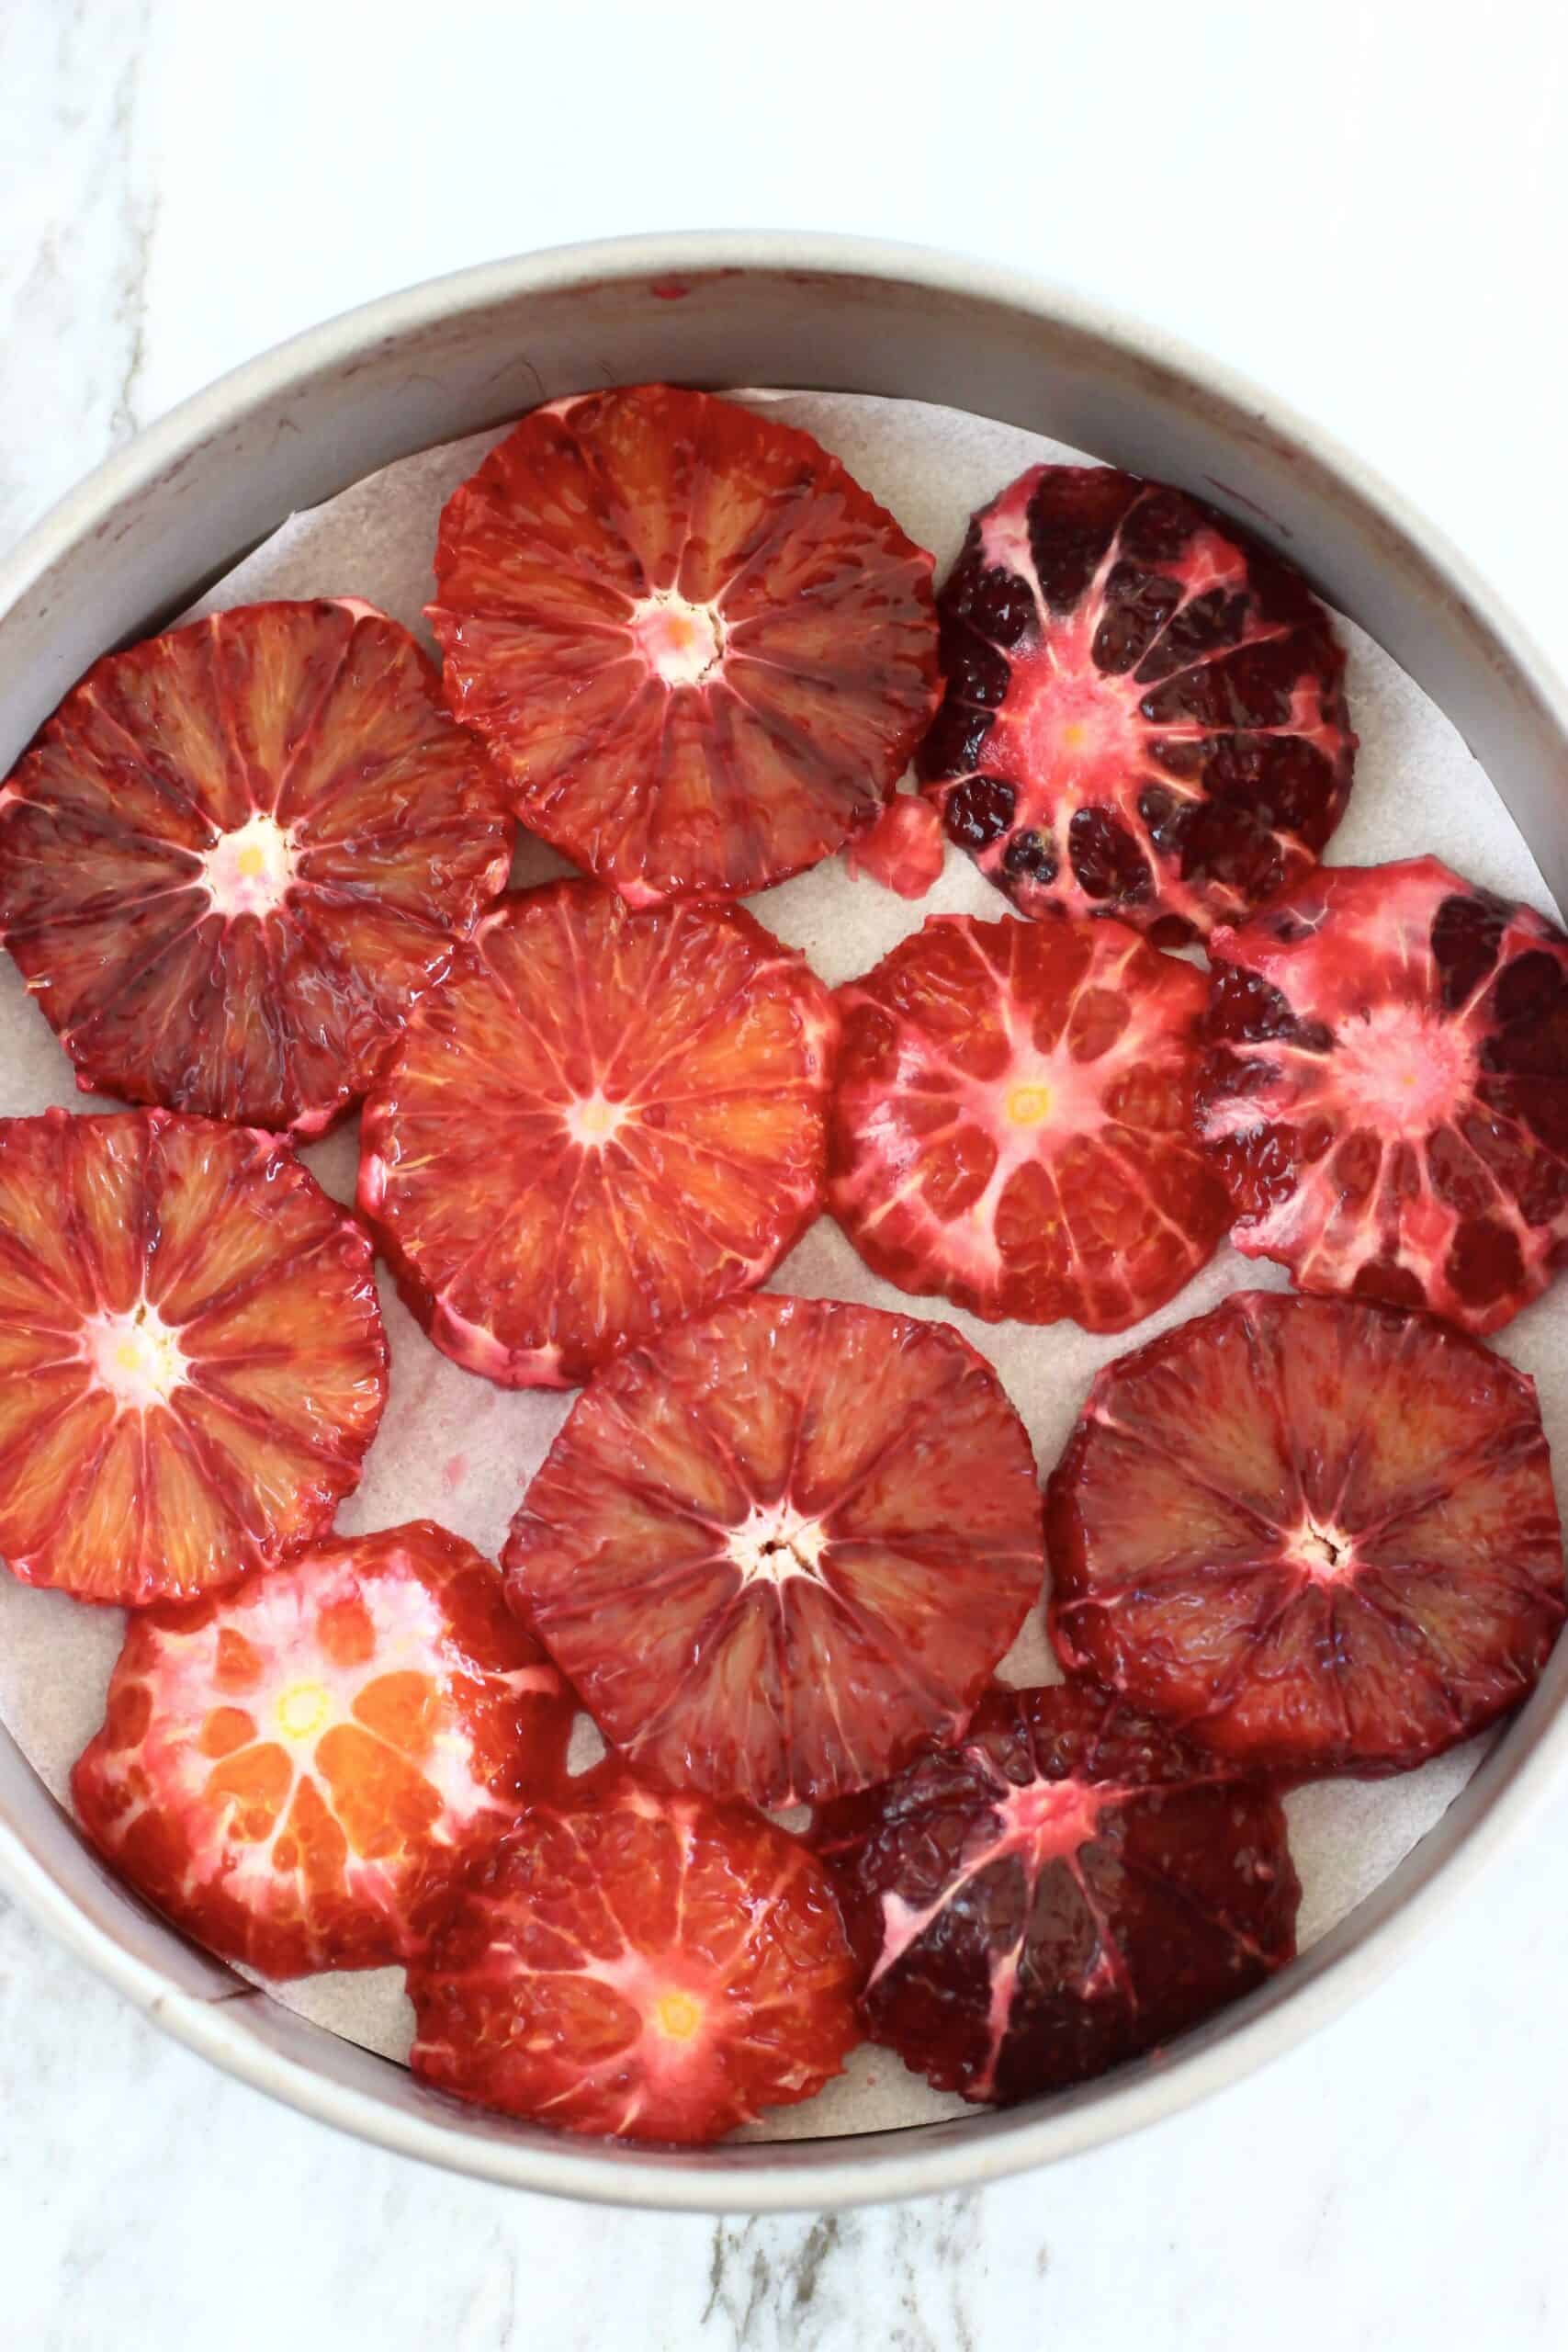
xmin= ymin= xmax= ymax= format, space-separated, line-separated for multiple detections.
xmin=1 ymin=392 xmax=1562 ymax=2143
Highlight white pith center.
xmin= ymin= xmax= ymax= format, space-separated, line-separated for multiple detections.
xmin=727 ymin=1500 xmax=827 ymax=1589
xmin=993 ymin=1773 xmax=1108 ymax=1866
xmin=1328 ymin=1001 xmax=1473 ymax=1136
xmin=83 ymin=1300 xmax=186 ymax=1411
xmin=629 ymin=588 xmax=724 ymax=687
xmin=199 ymin=811 xmax=296 ymax=919
xmin=1020 ymin=658 xmax=1141 ymax=783
xmin=564 ymin=1090 xmax=628 ymax=1148
xmin=1286 ymin=1516 xmax=1356 ymax=1583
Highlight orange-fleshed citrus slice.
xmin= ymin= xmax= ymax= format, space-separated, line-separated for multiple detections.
xmin=829 ymin=910 xmax=1231 ymax=1331
xmin=503 ymin=1293 xmax=1043 ymax=1806
xmin=407 ymin=1763 xmax=858 ymax=2143
xmin=358 ymin=880 xmax=837 ymax=1389
xmin=814 ymin=1683 xmax=1298 ymax=2105
xmin=0 ymin=1108 xmax=386 ymax=1605
xmin=0 ymin=600 xmax=513 ymax=1136
xmin=429 ymin=384 xmax=941 ymax=905
xmin=1046 ymin=1290 xmax=1566 ymax=1776
xmin=917 ymin=465 xmax=1356 ymax=944
xmin=72 ymin=1521 xmax=572 ymax=1977
xmin=1199 ymin=857 xmax=1568 ymax=1334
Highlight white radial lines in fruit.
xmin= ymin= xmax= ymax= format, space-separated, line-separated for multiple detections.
xmin=865 ymin=1755 xmax=1146 ymax=2098
xmin=870 ymin=1764 xmax=1121 ymax=1992
xmin=1198 ymin=859 xmax=1568 ymax=1333
xmin=918 ymin=465 xmax=1356 ymax=945
xmin=357 ymin=883 xmax=838 ymax=1388
xmin=0 ymin=600 xmax=513 ymax=1136
xmin=504 ymin=1294 xmax=1043 ymax=1807
xmin=80 ymin=1297 xmax=186 ymax=1413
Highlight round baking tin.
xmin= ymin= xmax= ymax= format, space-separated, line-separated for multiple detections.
xmin=1 ymin=231 xmax=1565 ymax=2211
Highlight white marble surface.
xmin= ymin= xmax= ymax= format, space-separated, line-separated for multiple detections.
xmin=5 ymin=3 xmax=1568 ymax=2345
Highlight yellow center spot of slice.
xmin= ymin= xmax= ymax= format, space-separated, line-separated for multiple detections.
xmin=651 ymin=1990 xmax=704 ymax=2043
xmin=275 ymin=1681 xmax=332 ymax=1741
xmin=237 ymin=843 xmax=267 ymax=878
xmin=1061 ymin=721 xmax=1089 ymax=750
xmin=578 ymin=1097 xmax=617 ymax=1138
xmin=1006 ymin=1083 xmax=1053 ymax=1126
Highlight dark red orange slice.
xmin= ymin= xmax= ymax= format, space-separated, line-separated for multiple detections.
xmin=0 ymin=600 xmax=513 ymax=1136
xmin=814 ymin=1682 xmax=1298 ymax=2104
xmin=1046 ymin=1289 xmax=1565 ymax=1776
xmin=429 ymin=385 xmax=941 ymax=904
xmin=503 ymin=1292 xmax=1043 ymax=1806
xmin=916 ymin=465 xmax=1356 ymax=944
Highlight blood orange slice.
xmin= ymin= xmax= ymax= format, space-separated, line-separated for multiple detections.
xmin=503 ymin=1292 xmax=1043 ymax=1807
xmin=916 ymin=466 xmax=1356 ymax=944
xmin=358 ymin=880 xmax=836 ymax=1388
xmin=828 ymin=911 xmax=1231 ymax=1330
xmin=1046 ymin=1289 xmax=1565 ymax=1776
xmin=1199 ymin=856 xmax=1568 ymax=1334
xmin=429 ymin=384 xmax=941 ymax=905
xmin=813 ymin=1682 xmax=1297 ymax=2105
xmin=0 ymin=600 xmax=513 ymax=1136
xmin=73 ymin=1521 xmax=571 ymax=1977
xmin=0 ymin=1108 xmax=386 ymax=1606
xmin=406 ymin=1763 xmax=857 ymax=2143
xmin=842 ymin=793 xmax=946 ymax=899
